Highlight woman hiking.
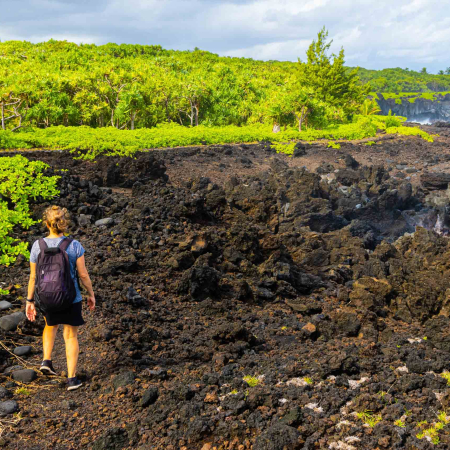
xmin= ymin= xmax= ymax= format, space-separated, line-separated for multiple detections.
xmin=25 ymin=206 xmax=95 ymax=391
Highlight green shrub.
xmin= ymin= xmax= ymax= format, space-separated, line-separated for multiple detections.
xmin=386 ymin=126 xmax=435 ymax=142
xmin=327 ymin=141 xmax=341 ymax=149
xmin=0 ymin=115 xmax=432 ymax=159
xmin=0 ymin=155 xmax=60 ymax=266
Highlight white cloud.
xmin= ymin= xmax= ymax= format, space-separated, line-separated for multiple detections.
xmin=0 ymin=0 xmax=449 ymax=72
xmin=224 ymin=39 xmax=311 ymax=61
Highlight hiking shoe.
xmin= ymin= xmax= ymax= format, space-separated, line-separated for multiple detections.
xmin=40 ymin=360 xmax=57 ymax=376
xmin=67 ymin=377 xmax=83 ymax=391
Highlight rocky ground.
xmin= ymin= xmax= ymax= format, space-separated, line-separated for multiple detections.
xmin=2 ymin=126 xmax=450 ymax=449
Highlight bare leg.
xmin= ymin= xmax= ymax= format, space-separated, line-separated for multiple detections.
xmin=63 ymin=325 xmax=79 ymax=378
xmin=42 ymin=320 xmax=59 ymax=361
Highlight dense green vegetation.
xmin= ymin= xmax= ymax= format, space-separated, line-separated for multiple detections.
xmin=2 ymin=29 xmax=442 ymax=136
xmin=370 ymin=91 xmax=450 ymax=104
xmin=359 ymin=67 xmax=450 ymax=93
xmin=0 ymin=29 xmax=371 ymax=135
xmin=0 ymin=115 xmax=434 ymax=159
xmin=0 ymin=156 xmax=60 ymax=266
xmin=0 ymin=35 xmax=337 ymax=132
xmin=1 ymin=33 xmax=449 ymax=137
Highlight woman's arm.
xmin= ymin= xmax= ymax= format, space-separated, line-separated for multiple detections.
xmin=76 ymin=255 xmax=95 ymax=311
xmin=26 ymin=263 xmax=37 ymax=321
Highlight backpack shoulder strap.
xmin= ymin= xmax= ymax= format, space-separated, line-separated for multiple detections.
xmin=58 ymin=237 xmax=73 ymax=252
xmin=38 ymin=238 xmax=48 ymax=254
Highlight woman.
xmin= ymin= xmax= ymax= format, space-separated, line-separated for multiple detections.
xmin=25 ymin=206 xmax=95 ymax=391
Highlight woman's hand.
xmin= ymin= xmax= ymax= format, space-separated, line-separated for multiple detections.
xmin=87 ymin=294 xmax=96 ymax=311
xmin=26 ymin=302 xmax=36 ymax=322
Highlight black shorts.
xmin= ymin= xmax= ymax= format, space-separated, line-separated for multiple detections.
xmin=41 ymin=301 xmax=85 ymax=327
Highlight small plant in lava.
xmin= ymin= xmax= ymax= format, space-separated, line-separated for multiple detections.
xmin=356 ymin=410 xmax=382 ymax=428
xmin=14 ymin=387 xmax=31 ymax=396
xmin=416 ymin=411 xmax=450 ymax=445
xmin=243 ymin=376 xmax=261 ymax=387
xmin=441 ymin=371 xmax=450 ymax=386
xmin=327 ymin=141 xmax=341 ymax=149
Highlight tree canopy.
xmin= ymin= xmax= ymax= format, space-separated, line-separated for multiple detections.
xmin=1 ymin=33 xmax=448 ymax=132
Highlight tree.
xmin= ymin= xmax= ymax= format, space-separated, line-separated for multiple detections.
xmin=90 ymin=66 xmax=140 ymax=129
xmin=177 ymin=71 xmax=212 ymax=127
xmin=264 ymin=88 xmax=293 ymax=132
xmin=0 ymin=91 xmax=24 ymax=130
xmin=438 ymin=70 xmax=445 ymax=75
xmin=421 ymin=67 xmax=427 ymax=74
xmin=297 ymin=27 xmax=369 ymax=118
xmin=446 ymin=67 xmax=450 ymax=75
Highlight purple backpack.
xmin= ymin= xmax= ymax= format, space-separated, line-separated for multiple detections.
xmin=35 ymin=238 xmax=77 ymax=313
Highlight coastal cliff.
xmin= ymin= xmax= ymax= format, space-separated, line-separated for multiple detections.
xmin=376 ymin=93 xmax=450 ymax=122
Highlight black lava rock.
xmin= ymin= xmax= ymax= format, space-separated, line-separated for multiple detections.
xmin=253 ymin=424 xmax=301 ymax=450
xmin=112 ymin=371 xmax=135 ymax=390
xmin=0 ymin=400 xmax=19 ymax=417
xmin=140 ymin=387 xmax=159 ymax=407
xmin=12 ymin=369 xmax=37 ymax=383
xmin=13 ymin=346 xmax=32 ymax=357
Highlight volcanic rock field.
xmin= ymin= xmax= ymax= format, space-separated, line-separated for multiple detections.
xmin=3 ymin=124 xmax=450 ymax=449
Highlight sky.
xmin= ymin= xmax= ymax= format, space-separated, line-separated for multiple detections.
xmin=1 ymin=0 xmax=449 ymax=73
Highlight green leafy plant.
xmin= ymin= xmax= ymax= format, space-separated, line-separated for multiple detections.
xmin=0 ymin=155 xmax=59 ymax=266
xmin=356 ymin=410 xmax=382 ymax=428
xmin=273 ymin=142 xmax=296 ymax=156
xmin=383 ymin=111 xmax=403 ymax=128
xmin=441 ymin=371 xmax=450 ymax=386
xmin=438 ymin=412 xmax=450 ymax=425
xmin=14 ymin=387 xmax=31 ymax=396
xmin=303 ymin=377 xmax=313 ymax=385
xmin=416 ymin=411 xmax=450 ymax=445
xmin=327 ymin=141 xmax=341 ymax=149
xmin=417 ymin=427 xmax=440 ymax=444
xmin=360 ymin=99 xmax=381 ymax=116
xmin=395 ymin=419 xmax=405 ymax=428
xmin=243 ymin=375 xmax=261 ymax=387
xmin=0 ymin=115 xmax=432 ymax=159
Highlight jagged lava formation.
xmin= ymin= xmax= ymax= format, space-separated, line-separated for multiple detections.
xmin=2 ymin=128 xmax=450 ymax=449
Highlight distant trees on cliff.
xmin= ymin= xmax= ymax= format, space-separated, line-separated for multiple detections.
xmin=357 ymin=66 xmax=450 ymax=93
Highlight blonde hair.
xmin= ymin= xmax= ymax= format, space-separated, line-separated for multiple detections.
xmin=43 ymin=205 xmax=70 ymax=233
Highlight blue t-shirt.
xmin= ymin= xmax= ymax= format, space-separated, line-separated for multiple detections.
xmin=30 ymin=237 xmax=85 ymax=303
